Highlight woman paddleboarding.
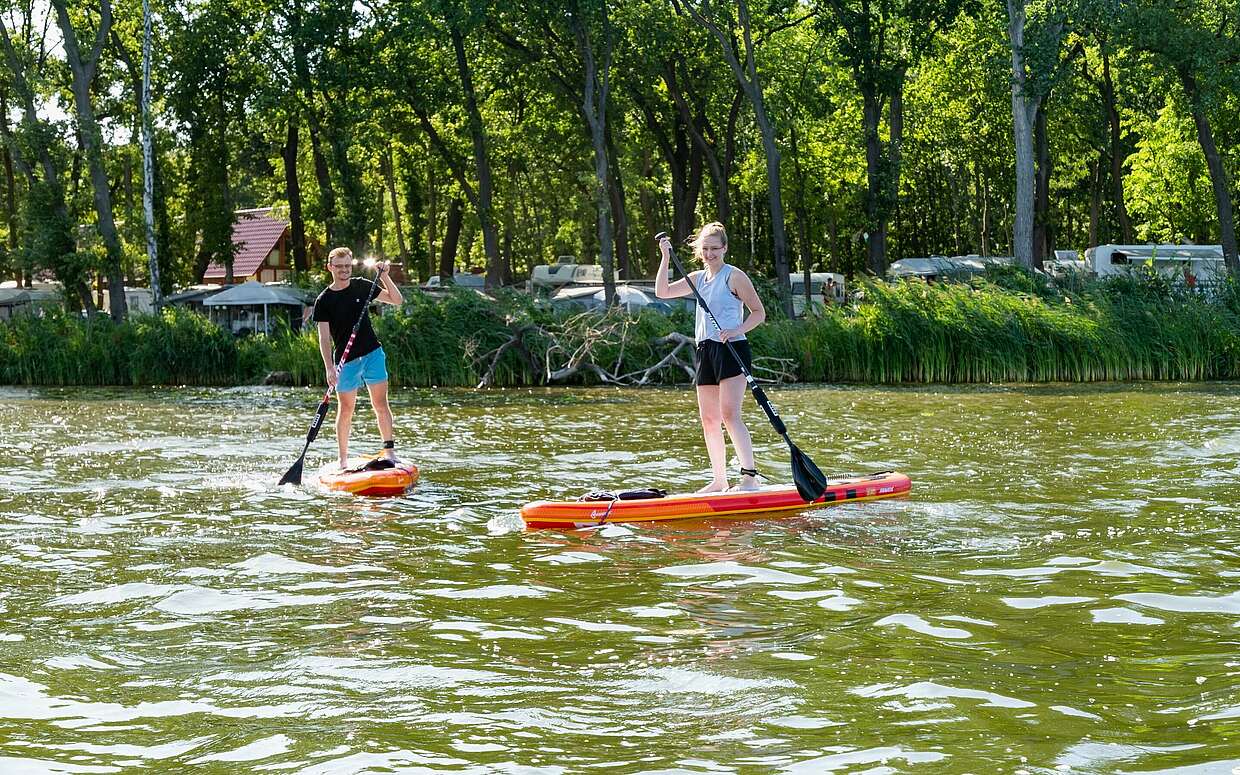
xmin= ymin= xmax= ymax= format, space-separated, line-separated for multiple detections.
xmin=656 ymin=223 xmax=766 ymax=492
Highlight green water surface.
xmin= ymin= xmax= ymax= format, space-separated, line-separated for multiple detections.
xmin=0 ymin=383 xmax=1236 ymax=774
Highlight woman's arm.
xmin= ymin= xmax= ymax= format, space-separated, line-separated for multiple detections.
xmin=654 ymin=234 xmax=694 ymax=299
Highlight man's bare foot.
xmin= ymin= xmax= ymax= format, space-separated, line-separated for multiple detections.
xmin=696 ymin=480 xmax=729 ymax=493
xmin=337 ymin=458 xmax=349 ymax=471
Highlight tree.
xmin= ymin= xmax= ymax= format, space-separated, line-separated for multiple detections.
xmin=569 ymin=3 xmax=617 ymax=306
xmin=815 ymin=0 xmax=966 ymax=274
xmin=1124 ymin=0 xmax=1239 ymax=270
xmin=0 ymin=7 xmax=96 ymax=312
xmin=52 ymin=0 xmax=128 ymax=318
xmin=1003 ymin=0 xmax=1070 ymax=268
xmin=678 ymin=0 xmax=794 ymax=315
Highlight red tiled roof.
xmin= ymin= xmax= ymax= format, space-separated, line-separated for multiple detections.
xmin=203 ymin=208 xmax=289 ymax=281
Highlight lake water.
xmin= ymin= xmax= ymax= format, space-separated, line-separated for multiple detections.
xmin=0 ymin=383 xmax=1237 ymax=774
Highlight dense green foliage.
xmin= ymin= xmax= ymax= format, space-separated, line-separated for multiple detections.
xmin=3 ymin=278 xmax=1237 ymax=387
xmin=0 ymin=0 xmax=1236 ymax=302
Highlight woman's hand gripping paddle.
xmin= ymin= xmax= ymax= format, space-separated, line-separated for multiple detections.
xmin=279 ymin=264 xmax=388 ymax=486
xmin=656 ymin=232 xmax=829 ymax=502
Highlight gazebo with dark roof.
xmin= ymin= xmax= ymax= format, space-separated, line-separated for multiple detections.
xmin=203 ymin=208 xmax=292 ymax=284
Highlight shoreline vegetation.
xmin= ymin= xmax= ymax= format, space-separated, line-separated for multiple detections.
xmin=3 ymin=268 xmax=1238 ymax=388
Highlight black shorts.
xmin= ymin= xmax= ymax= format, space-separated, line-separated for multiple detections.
xmin=695 ymin=339 xmax=752 ymax=386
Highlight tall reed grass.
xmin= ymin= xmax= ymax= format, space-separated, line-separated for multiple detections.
xmin=1 ymin=274 xmax=1236 ymax=386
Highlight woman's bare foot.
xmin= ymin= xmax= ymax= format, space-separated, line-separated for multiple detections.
xmin=729 ymin=474 xmax=761 ymax=492
xmin=696 ymin=480 xmax=729 ymax=493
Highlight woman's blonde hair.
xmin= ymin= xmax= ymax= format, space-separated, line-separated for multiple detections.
xmin=690 ymin=222 xmax=728 ymax=261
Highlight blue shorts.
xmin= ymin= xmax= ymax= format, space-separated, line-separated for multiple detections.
xmin=337 ymin=347 xmax=388 ymax=394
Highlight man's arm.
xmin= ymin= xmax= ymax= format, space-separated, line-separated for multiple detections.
xmin=374 ymin=264 xmax=403 ymax=305
xmin=317 ymin=321 xmax=337 ymax=386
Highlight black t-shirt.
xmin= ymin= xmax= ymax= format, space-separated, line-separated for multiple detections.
xmin=312 ymin=278 xmax=381 ymax=364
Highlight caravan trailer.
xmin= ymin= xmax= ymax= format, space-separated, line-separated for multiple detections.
xmin=789 ymin=272 xmax=846 ymax=315
xmin=529 ymin=256 xmax=605 ymax=294
xmin=1085 ymin=244 xmax=1225 ymax=280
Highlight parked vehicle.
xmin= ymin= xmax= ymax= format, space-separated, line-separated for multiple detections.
xmin=423 ymin=272 xmax=486 ymax=289
xmin=529 ymin=256 xmax=604 ymax=294
xmin=1084 ymin=244 xmax=1224 ymax=281
xmin=887 ymin=255 xmax=1014 ymax=282
xmin=789 ymin=272 xmax=846 ymax=315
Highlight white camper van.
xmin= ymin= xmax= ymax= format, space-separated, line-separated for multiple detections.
xmin=1084 ymin=244 xmax=1224 ymax=281
xmin=789 ymin=272 xmax=846 ymax=315
xmin=529 ymin=256 xmax=605 ymax=294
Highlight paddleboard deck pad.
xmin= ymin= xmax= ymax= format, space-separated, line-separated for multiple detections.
xmin=320 ymin=458 xmax=419 ymax=497
xmin=521 ymin=471 xmax=910 ymax=528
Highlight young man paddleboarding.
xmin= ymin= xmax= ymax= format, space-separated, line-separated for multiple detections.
xmin=313 ymin=247 xmax=403 ymax=470
xmin=656 ymin=223 xmax=766 ymax=492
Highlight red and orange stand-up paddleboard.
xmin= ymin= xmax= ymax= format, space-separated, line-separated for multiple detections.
xmin=521 ymin=471 xmax=910 ymax=529
xmin=320 ymin=458 xmax=419 ymax=497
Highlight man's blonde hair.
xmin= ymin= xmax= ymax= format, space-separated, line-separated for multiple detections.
xmin=328 ymin=247 xmax=353 ymax=266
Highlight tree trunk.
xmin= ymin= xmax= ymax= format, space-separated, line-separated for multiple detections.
xmin=451 ymin=24 xmax=502 ymax=289
xmin=439 ymin=197 xmax=463 ymax=281
xmin=140 ymin=0 xmax=160 ymax=308
xmin=861 ymin=89 xmax=885 ymax=273
xmin=382 ymin=143 xmax=407 ymax=264
xmin=283 ymin=118 xmax=309 ymax=272
xmin=426 ymin=165 xmax=439 ymax=281
xmin=636 ymin=98 xmax=698 ymax=247
xmin=979 ymin=167 xmax=991 ymax=256
xmin=1178 ymin=68 xmax=1238 ymax=271
xmin=374 ymin=174 xmax=385 ymax=255
xmin=1033 ymin=102 xmax=1050 ymax=267
xmin=1007 ymin=0 xmax=1037 ymax=269
xmin=721 ymin=87 xmax=742 ymax=229
xmin=741 ymin=34 xmax=790 ymax=308
xmin=2 ymin=91 xmax=16 ymax=283
xmin=304 ymin=105 xmax=335 ymax=245
xmin=53 ymin=0 xmax=127 ymax=319
xmin=606 ymin=128 xmax=630 ymax=280
xmin=1089 ymin=153 xmax=1102 ymax=246
xmin=573 ymin=12 xmax=615 ymax=307
xmin=1101 ymin=46 xmax=1132 ymax=243
xmin=667 ymin=60 xmax=728 ymax=232
xmin=790 ymin=124 xmax=813 ymax=307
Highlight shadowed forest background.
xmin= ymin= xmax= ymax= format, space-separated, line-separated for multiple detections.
xmin=0 ymin=0 xmax=1236 ymax=320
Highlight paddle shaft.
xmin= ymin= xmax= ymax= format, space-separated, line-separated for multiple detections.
xmin=655 ymin=232 xmax=787 ymax=437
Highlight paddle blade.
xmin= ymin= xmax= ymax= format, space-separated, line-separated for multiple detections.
xmin=789 ymin=440 xmax=829 ymax=502
xmin=278 ymin=455 xmax=305 ymax=487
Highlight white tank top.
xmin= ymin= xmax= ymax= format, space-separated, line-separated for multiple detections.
xmin=694 ymin=264 xmax=745 ymax=344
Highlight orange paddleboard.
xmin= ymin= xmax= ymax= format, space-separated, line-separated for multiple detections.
xmin=320 ymin=459 xmax=419 ymax=497
xmin=521 ymin=471 xmax=910 ymax=528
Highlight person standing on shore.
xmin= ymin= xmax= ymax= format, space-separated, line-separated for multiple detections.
xmin=655 ymin=223 xmax=767 ymax=492
xmin=312 ymin=247 xmax=404 ymax=470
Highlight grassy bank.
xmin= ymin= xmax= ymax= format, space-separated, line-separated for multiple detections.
xmin=3 ymin=269 xmax=1239 ymax=387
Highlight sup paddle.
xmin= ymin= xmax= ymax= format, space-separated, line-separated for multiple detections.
xmin=655 ymin=231 xmax=829 ymax=502
xmin=279 ymin=262 xmax=388 ymax=486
